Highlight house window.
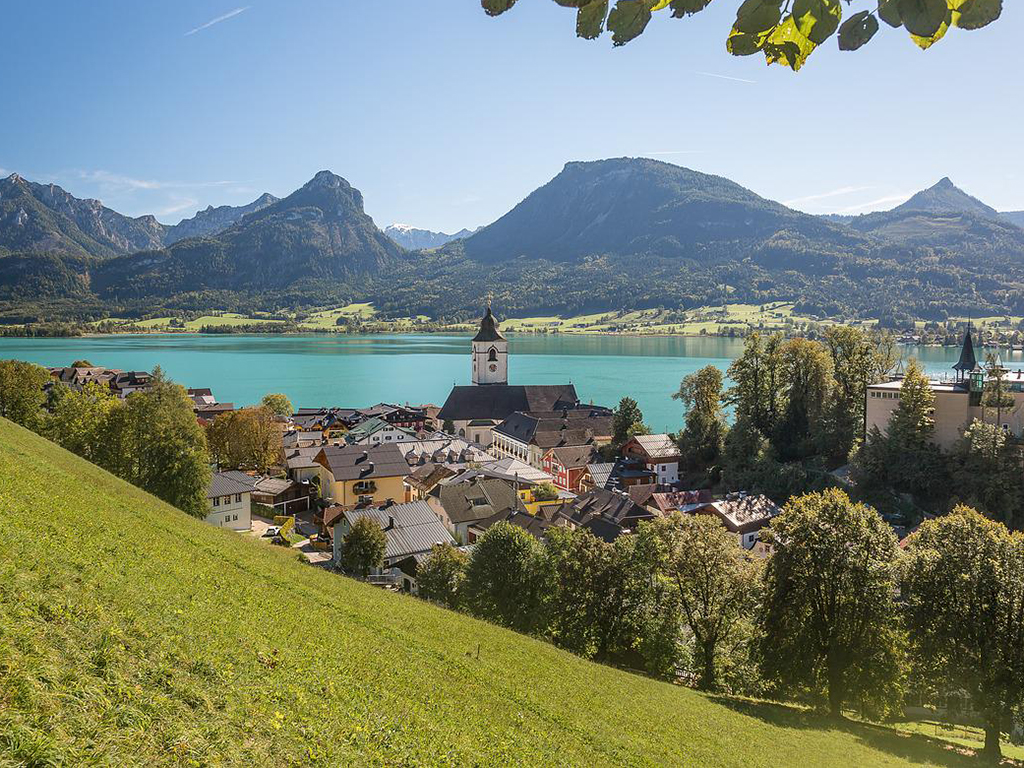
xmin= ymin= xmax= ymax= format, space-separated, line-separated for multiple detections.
xmin=225 ymin=515 xmax=231 ymax=523
xmin=233 ymin=514 xmax=238 ymax=521
xmin=235 ymin=494 xmax=242 ymax=503
xmin=213 ymin=497 xmax=220 ymax=507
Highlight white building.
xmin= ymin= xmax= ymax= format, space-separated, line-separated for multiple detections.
xmin=205 ymin=471 xmax=257 ymax=531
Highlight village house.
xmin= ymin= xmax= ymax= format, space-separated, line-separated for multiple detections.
xmin=283 ymin=429 xmax=324 ymax=449
xmin=431 ymin=475 xmax=525 ymax=543
xmin=252 ymin=476 xmax=311 ymax=515
xmin=579 ymin=462 xmax=614 ymax=493
xmin=396 ymin=434 xmax=494 ymax=469
xmin=557 ymin=487 xmax=656 ymax=542
xmin=866 ymin=326 xmax=1024 ymax=450
xmin=313 ymin=443 xmax=411 ymax=507
xmin=692 ymin=493 xmax=782 ymax=549
xmin=542 ymin=444 xmax=599 ymax=493
xmin=344 ymin=417 xmax=419 ymax=446
xmin=405 ymin=464 xmax=457 ymax=501
xmin=206 ymin=471 xmax=257 ymax=531
xmin=327 ymin=500 xmax=455 ymax=592
xmin=467 ymin=502 xmax=567 ymax=542
xmin=437 ymin=307 xmax=583 ymax=446
xmin=622 ymin=434 xmax=682 ymax=485
xmin=284 ymin=446 xmax=324 ymax=483
xmin=188 ymin=388 xmax=234 ymax=423
xmin=47 ymin=366 xmax=153 ymax=399
xmin=489 ymin=407 xmax=613 ymax=469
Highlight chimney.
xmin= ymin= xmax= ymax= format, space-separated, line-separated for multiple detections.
xmin=385 ymin=515 xmax=395 ymax=531
xmin=359 ymin=450 xmax=369 ymax=463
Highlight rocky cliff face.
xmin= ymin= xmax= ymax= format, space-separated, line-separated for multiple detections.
xmin=164 ymin=192 xmax=279 ymax=245
xmin=0 ymin=173 xmax=166 ymax=256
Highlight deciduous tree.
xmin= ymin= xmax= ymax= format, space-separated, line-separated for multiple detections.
xmin=759 ymin=488 xmax=906 ymax=718
xmin=417 ymin=543 xmax=469 ymax=609
xmin=653 ymin=513 xmax=760 ymax=690
xmin=207 ymin=406 xmax=281 ymax=473
xmin=342 ymin=516 xmax=387 ymax=578
xmin=674 ymin=365 xmax=727 ymax=471
xmin=260 ymin=393 xmax=293 ymax=418
xmin=0 ymin=359 xmax=50 ymax=430
xmin=463 ymin=521 xmax=547 ymax=634
xmin=903 ymin=507 xmax=1024 ymax=760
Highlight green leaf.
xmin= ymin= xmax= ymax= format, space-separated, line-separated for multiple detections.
xmin=577 ymin=0 xmax=610 ymax=38
xmin=897 ymin=0 xmax=947 ymax=36
xmin=481 ymin=0 xmax=518 ymax=16
xmin=607 ymin=0 xmax=655 ymax=45
xmin=955 ymin=0 xmax=1001 ymax=29
xmin=670 ymin=0 xmax=714 ymax=16
xmin=763 ymin=15 xmax=818 ymax=71
xmin=734 ymin=0 xmax=784 ymax=34
xmin=878 ymin=0 xmax=903 ymax=27
xmin=726 ymin=25 xmax=774 ymax=55
xmin=792 ymin=0 xmax=842 ymax=45
xmin=909 ymin=11 xmax=950 ymax=47
xmin=837 ymin=11 xmax=879 ymax=50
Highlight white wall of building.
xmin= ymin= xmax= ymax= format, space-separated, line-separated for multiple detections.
xmin=206 ymin=491 xmax=252 ymax=531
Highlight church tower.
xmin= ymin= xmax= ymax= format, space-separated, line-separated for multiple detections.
xmin=471 ymin=306 xmax=508 ymax=386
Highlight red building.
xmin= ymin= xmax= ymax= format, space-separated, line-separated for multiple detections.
xmin=542 ymin=444 xmax=599 ymax=493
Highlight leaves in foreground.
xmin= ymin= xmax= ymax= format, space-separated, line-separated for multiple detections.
xmin=481 ymin=0 xmax=1002 ymax=70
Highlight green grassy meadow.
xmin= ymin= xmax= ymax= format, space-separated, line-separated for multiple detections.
xmin=0 ymin=417 xmax=1006 ymax=766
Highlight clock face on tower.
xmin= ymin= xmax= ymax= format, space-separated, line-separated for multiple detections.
xmin=489 ymin=364 xmax=497 ymax=372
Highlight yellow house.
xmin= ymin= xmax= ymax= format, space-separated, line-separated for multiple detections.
xmin=314 ymin=444 xmax=410 ymax=507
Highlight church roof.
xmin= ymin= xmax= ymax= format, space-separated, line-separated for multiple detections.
xmin=953 ymin=327 xmax=978 ymax=372
xmin=473 ymin=307 xmax=506 ymax=342
xmin=438 ymin=385 xmax=579 ymax=423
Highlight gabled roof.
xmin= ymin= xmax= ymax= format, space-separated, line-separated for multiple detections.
xmin=253 ymin=477 xmax=297 ymax=497
xmin=649 ymin=489 xmax=713 ymax=514
xmin=472 ymin=307 xmax=506 ymax=343
xmin=494 ymin=408 xmax=612 ymax=448
xmin=586 ymin=463 xmax=615 ymax=489
xmin=561 ymin=487 xmax=655 ymax=542
xmin=438 ymin=385 xmax=579 ymax=423
xmin=437 ymin=477 xmax=523 ymax=525
xmin=626 ymin=434 xmax=680 ymax=461
xmin=344 ymin=417 xmax=417 ymax=443
xmin=208 ymin=470 xmax=258 ymax=499
xmin=315 ymin=444 xmax=410 ymax=482
xmin=704 ymin=494 xmax=781 ymax=534
xmin=339 ymin=501 xmax=455 ymax=561
xmin=548 ymin=444 xmax=600 ymax=469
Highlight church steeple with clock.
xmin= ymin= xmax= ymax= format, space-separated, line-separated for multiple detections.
xmin=471 ymin=304 xmax=508 ymax=386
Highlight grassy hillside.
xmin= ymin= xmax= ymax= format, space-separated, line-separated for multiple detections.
xmin=0 ymin=418 xmax=993 ymax=766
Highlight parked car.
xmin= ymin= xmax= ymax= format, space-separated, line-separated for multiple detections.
xmin=262 ymin=526 xmax=281 ymax=538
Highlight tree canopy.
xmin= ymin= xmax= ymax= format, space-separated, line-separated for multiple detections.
xmin=481 ymin=0 xmax=1003 ymax=71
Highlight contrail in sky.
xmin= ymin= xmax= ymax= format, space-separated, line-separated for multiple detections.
xmin=185 ymin=6 xmax=250 ymax=36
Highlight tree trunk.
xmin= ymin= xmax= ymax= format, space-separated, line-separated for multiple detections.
xmin=699 ymin=639 xmax=717 ymax=691
xmin=827 ymin=657 xmax=845 ymax=720
xmin=982 ymin=721 xmax=1002 ymax=762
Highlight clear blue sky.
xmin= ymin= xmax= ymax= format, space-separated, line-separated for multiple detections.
xmin=2 ymin=1 xmax=1021 ymax=232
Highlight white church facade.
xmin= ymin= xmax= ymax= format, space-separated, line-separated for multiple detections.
xmin=437 ymin=307 xmax=579 ymax=447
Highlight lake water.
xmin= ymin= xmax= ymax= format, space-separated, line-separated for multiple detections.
xmin=0 ymin=333 xmax=1010 ymax=433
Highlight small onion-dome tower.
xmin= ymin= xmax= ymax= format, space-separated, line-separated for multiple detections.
xmin=472 ymin=306 xmax=508 ymax=386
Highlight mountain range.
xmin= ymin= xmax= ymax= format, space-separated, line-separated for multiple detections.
xmin=383 ymin=223 xmax=479 ymax=250
xmin=2 ymin=160 xmax=1023 ymax=325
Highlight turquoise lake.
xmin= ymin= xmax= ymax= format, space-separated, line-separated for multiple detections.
xmin=0 ymin=334 xmax=1008 ymax=433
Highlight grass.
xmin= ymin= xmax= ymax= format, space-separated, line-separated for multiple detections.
xmin=0 ymin=417 xmax=1010 ymax=765
xmin=502 ymin=303 xmax=863 ymax=336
